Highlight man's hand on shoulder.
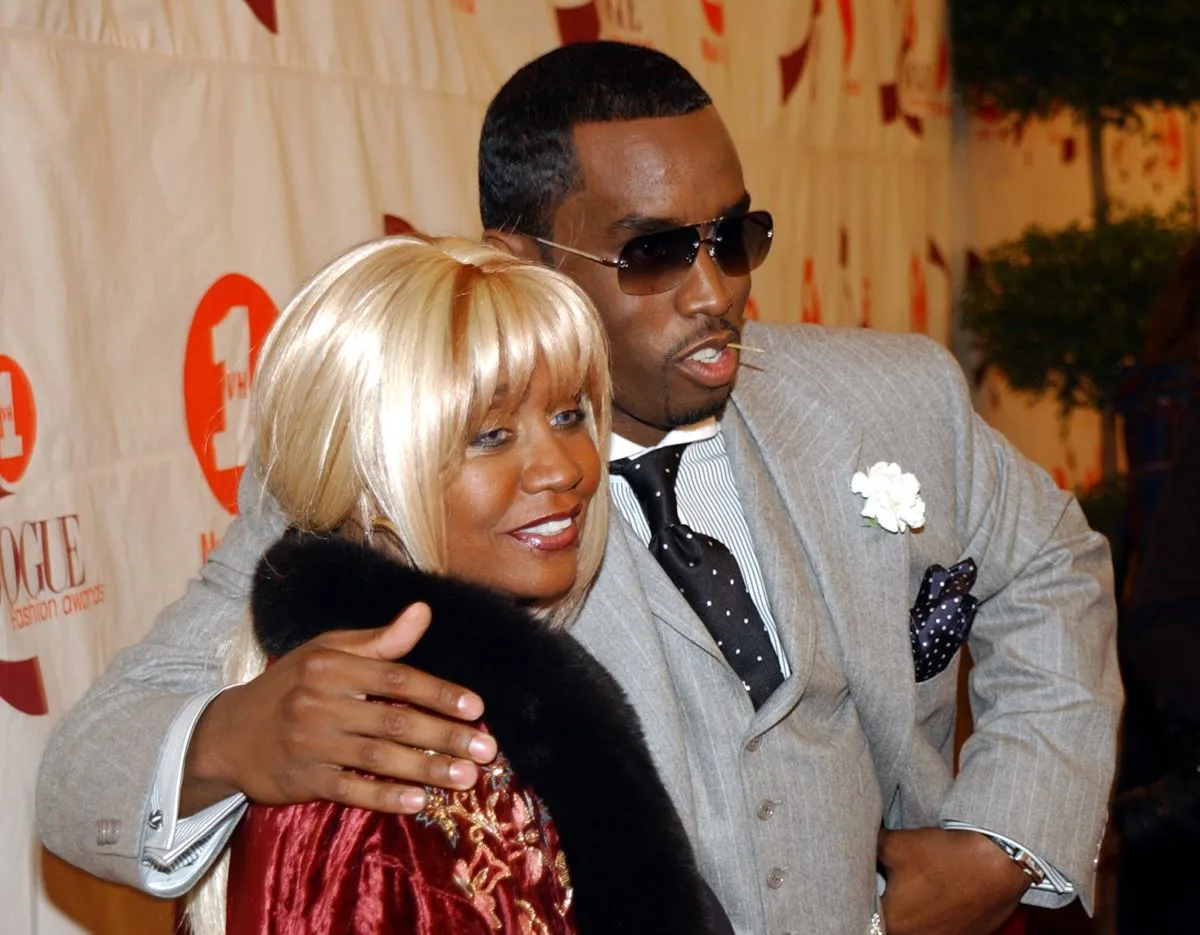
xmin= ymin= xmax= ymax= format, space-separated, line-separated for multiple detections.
xmin=879 ymin=827 xmax=1031 ymax=935
xmin=180 ymin=601 xmax=497 ymax=816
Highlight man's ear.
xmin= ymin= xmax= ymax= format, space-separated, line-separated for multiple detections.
xmin=483 ymin=229 xmax=543 ymax=263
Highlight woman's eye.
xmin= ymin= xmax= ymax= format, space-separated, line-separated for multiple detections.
xmin=551 ymin=407 xmax=587 ymax=429
xmin=469 ymin=426 xmax=512 ymax=450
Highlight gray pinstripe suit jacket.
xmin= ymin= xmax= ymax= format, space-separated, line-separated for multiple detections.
xmin=37 ymin=324 xmax=1122 ymax=935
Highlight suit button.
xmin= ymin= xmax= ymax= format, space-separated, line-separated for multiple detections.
xmin=746 ymin=736 xmax=763 ymax=752
xmin=766 ymin=866 xmax=787 ymax=889
xmin=96 ymin=819 xmax=120 ymax=846
xmin=756 ymin=799 xmax=777 ymax=820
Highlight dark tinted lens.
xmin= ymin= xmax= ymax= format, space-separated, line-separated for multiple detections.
xmin=617 ymin=226 xmax=699 ymax=295
xmin=713 ymin=211 xmax=774 ymax=277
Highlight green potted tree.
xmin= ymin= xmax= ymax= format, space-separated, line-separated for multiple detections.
xmin=952 ymin=2 xmax=1200 ymax=226
xmin=951 ymin=1 xmax=1200 ymax=533
xmin=960 ymin=209 xmax=1195 ymax=485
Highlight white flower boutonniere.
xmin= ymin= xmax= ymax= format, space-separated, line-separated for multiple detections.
xmin=851 ymin=462 xmax=926 ymax=533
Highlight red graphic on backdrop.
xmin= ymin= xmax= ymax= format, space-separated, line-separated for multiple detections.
xmin=904 ymin=3 xmax=950 ymax=95
xmin=556 ymin=2 xmax=602 ymax=45
xmin=383 ymin=214 xmax=416 ymax=236
xmin=1162 ymin=112 xmax=1184 ymax=174
xmin=2 ymin=508 xmax=103 ymax=705
xmin=897 ymin=2 xmax=924 ymax=137
xmin=0 ymin=657 xmax=47 ymax=716
xmin=1119 ymin=111 xmax=1188 ymax=191
xmin=243 ymin=0 xmax=277 ymax=33
xmin=936 ymin=33 xmax=949 ymax=92
xmin=883 ymin=0 xmax=950 ymax=136
xmin=1 ymin=356 xmax=107 ymax=641
xmin=928 ymin=238 xmax=947 ymax=274
xmin=0 ymin=356 xmax=36 ymax=500
xmin=603 ymin=0 xmax=643 ymax=33
xmin=880 ymin=85 xmax=900 ymax=125
xmin=801 ymin=259 xmax=822 ymax=324
xmin=184 ymin=274 xmax=278 ymax=514
xmin=780 ymin=0 xmax=821 ymax=103
xmin=702 ymin=0 xmax=724 ymax=35
xmin=838 ymin=227 xmax=871 ymax=327
xmin=744 ymin=296 xmax=760 ymax=321
xmin=909 ymin=254 xmax=928 ymax=334
xmin=965 ymin=249 xmax=984 ymax=282
xmin=700 ymin=0 xmax=727 ymax=63
xmin=838 ymin=0 xmax=854 ymax=68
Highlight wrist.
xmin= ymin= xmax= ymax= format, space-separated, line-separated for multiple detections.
xmin=992 ymin=840 xmax=1047 ymax=887
xmin=180 ymin=687 xmax=244 ymax=813
xmin=959 ymin=830 xmax=1036 ymax=895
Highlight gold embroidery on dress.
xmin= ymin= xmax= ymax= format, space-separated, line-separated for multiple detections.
xmin=419 ymin=752 xmax=572 ymax=930
xmin=452 ymin=841 xmax=512 ymax=929
xmin=554 ymin=850 xmax=574 ymax=914
xmin=515 ymin=899 xmax=554 ymax=935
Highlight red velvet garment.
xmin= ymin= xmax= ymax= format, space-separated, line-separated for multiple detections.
xmin=226 ymin=750 xmax=577 ymax=935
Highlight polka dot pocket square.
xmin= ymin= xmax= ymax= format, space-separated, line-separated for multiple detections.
xmin=909 ymin=558 xmax=978 ymax=682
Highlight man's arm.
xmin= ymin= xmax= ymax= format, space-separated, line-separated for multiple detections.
xmin=36 ymin=467 xmax=496 ymax=891
xmin=879 ymin=827 xmax=1032 ymax=935
xmin=862 ymin=340 xmax=1120 ymax=933
xmin=180 ymin=600 xmax=493 ymax=816
xmin=920 ymin=343 xmax=1121 ymax=911
xmin=945 ymin=428 xmax=1120 ymax=909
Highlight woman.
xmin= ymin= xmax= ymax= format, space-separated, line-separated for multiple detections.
xmin=186 ymin=235 xmax=731 ymax=935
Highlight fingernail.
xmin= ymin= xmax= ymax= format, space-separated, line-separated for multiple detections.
xmin=456 ymin=693 xmax=483 ymax=716
xmin=468 ymin=735 xmax=497 ymax=761
xmin=397 ymin=789 xmax=427 ymax=812
xmin=448 ymin=761 xmax=476 ymax=786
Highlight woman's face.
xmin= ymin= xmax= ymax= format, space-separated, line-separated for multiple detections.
xmin=442 ymin=361 xmax=602 ymax=608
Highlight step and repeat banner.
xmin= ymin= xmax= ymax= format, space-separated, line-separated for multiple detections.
xmin=3 ymin=1 xmax=953 ymax=931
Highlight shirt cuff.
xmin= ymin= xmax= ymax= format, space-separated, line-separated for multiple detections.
xmin=141 ymin=686 xmax=248 ymax=897
xmin=942 ymin=820 xmax=1076 ymax=895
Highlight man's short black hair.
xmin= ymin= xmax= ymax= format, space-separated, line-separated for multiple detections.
xmin=479 ymin=41 xmax=713 ymax=237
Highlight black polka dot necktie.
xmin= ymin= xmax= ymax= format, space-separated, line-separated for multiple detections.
xmin=610 ymin=443 xmax=784 ymax=708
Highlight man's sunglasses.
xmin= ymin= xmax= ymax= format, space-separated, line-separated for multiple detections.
xmin=535 ymin=210 xmax=774 ymax=296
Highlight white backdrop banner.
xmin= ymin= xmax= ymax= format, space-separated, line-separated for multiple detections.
xmin=0 ymin=2 xmax=955 ymax=932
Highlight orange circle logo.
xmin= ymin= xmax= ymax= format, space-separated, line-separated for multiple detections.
xmin=0 ymin=356 xmax=37 ymax=497
xmin=183 ymin=275 xmax=278 ymax=514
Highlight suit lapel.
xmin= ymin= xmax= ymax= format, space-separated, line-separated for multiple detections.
xmin=576 ymin=512 xmax=726 ymax=668
xmin=611 ymin=512 xmax=731 ymax=665
xmin=569 ymin=520 xmax=717 ymax=822
xmin=719 ymin=407 xmax=815 ymax=727
xmin=729 ymin=337 xmax=918 ymax=797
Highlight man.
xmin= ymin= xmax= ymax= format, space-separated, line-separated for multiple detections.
xmin=38 ymin=42 xmax=1120 ymax=935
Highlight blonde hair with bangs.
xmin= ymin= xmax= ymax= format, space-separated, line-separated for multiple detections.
xmin=187 ymin=234 xmax=610 ymax=935
xmin=253 ymin=233 xmax=610 ymax=614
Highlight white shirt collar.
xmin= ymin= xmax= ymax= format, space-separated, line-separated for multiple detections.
xmin=608 ymin=417 xmax=720 ymax=462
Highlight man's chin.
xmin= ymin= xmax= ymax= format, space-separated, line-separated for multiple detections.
xmin=666 ymin=396 xmax=729 ymax=429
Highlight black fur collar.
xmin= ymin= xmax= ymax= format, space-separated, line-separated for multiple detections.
xmin=252 ymin=530 xmax=733 ymax=935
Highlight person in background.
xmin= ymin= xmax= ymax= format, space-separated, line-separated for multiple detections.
xmin=1114 ymin=236 xmax=1200 ymax=600
xmin=1113 ymin=237 xmax=1200 ymax=935
xmin=39 ymin=42 xmax=1121 ymax=935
